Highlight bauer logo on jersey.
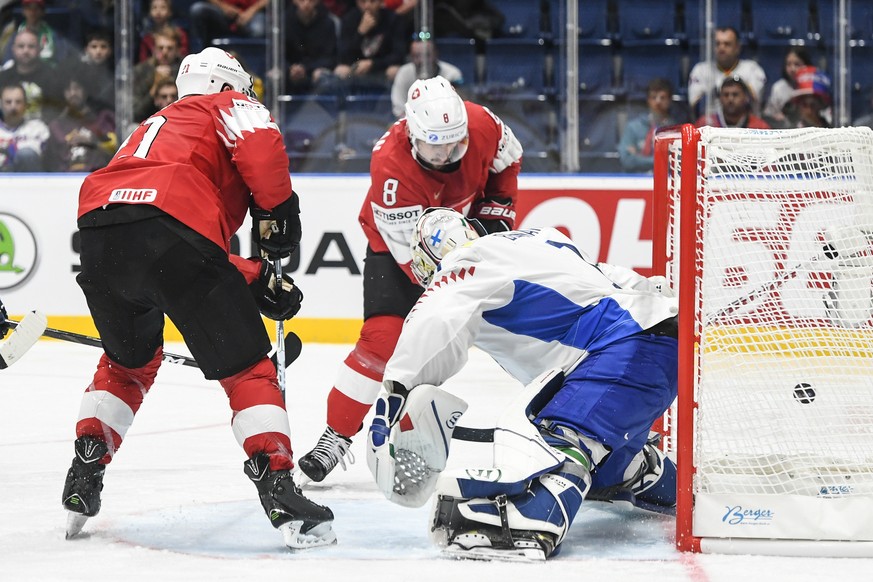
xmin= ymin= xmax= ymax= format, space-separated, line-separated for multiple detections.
xmin=108 ymin=189 xmax=158 ymax=203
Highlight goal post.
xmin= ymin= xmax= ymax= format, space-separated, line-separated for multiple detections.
xmin=653 ymin=124 xmax=873 ymax=556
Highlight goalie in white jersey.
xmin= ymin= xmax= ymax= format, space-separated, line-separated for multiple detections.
xmin=366 ymin=208 xmax=680 ymax=561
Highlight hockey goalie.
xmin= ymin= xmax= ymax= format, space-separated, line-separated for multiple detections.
xmin=366 ymin=208 xmax=679 ymax=561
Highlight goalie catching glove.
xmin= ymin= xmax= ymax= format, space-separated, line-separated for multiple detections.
xmin=249 ymin=260 xmax=303 ymax=321
xmin=251 ymin=192 xmax=302 ymax=260
xmin=367 ymin=383 xmax=468 ymax=508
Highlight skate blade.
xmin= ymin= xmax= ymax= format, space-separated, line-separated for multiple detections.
xmin=279 ymin=520 xmax=337 ymax=549
xmin=65 ymin=512 xmax=89 ymax=539
xmin=442 ymin=542 xmax=546 ymax=563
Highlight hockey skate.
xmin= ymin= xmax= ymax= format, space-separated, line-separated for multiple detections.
xmin=244 ymin=453 xmax=336 ymax=549
xmin=433 ymin=496 xmax=557 ymax=562
xmin=62 ymin=436 xmax=108 ymax=539
xmin=296 ymin=427 xmax=353 ymax=485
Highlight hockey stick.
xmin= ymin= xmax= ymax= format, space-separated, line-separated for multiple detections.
xmin=273 ymin=258 xmax=287 ymax=399
xmin=4 ymin=320 xmax=303 ymax=371
xmin=0 ymin=311 xmax=48 ymax=368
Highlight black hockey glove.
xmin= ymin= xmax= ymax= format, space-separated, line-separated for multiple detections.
xmin=250 ymin=260 xmax=303 ymax=321
xmin=250 ymin=192 xmax=302 ymax=260
xmin=470 ymin=196 xmax=516 ymax=233
xmin=0 ymin=300 xmax=8 ymax=339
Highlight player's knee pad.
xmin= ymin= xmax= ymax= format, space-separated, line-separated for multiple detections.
xmin=622 ymin=441 xmax=677 ymax=509
xmin=435 ymin=460 xmax=591 ymax=547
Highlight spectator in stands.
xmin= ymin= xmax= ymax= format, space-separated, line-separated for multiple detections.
xmin=284 ymin=0 xmax=338 ymax=95
xmin=0 ymin=82 xmax=50 ymax=171
xmin=619 ymin=78 xmax=682 ymax=174
xmin=123 ymin=78 xmax=179 ymax=140
xmin=61 ymin=28 xmax=115 ymax=114
xmin=688 ymin=26 xmax=766 ymax=118
xmin=390 ymin=39 xmax=463 ymax=118
xmin=133 ymin=25 xmax=182 ymax=122
xmin=0 ymin=28 xmax=63 ymax=122
xmin=138 ymin=0 xmax=190 ymax=63
xmin=1 ymin=0 xmax=71 ymax=64
xmin=46 ymin=76 xmax=117 ymax=172
xmin=331 ymin=0 xmax=407 ymax=93
xmin=433 ymin=0 xmax=505 ymax=42
xmin=152 ymin=77 xmax=179 ymax=111
xmin=762 ymin=46 xmax=813 ymax=129
xmin=788 ymin=66 xmax=832 ymax=129
xmin=188 ymin=0 xmax=267 ymax=53
xmin=694 ymin=76 xmax=770 ymax=129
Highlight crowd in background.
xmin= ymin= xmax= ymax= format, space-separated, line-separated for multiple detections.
xmin=0 ymin=0 xmax=872 ymax=174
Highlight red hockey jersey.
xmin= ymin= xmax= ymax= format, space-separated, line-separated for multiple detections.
xmin=359 ymin=101 xmax=521 ymax=283
xmin=78 ymin=91 xmax=292 ymax=268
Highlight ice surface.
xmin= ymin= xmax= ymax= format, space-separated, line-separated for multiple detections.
xmin=0 ymin=341 xmax=869 ymax=581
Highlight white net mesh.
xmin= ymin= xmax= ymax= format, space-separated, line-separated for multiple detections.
xmin=687 ymin=127 xmax=873 ymax=501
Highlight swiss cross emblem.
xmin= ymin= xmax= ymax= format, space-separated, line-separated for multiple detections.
xmin=411 ymin=88 xmax=420 ymax=99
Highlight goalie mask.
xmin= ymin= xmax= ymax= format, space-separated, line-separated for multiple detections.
xmin=405 ymin=76 xmax=469 ymax=170
xmin=176 ymin=47 xmax=255 ymax=99
xmin=410 ymin=207 xmax=480 ymax=287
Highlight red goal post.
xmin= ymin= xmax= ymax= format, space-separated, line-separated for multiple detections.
xmin=653 ymin=124 xmax=873 ymax=556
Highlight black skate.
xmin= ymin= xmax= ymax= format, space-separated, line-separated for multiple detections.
xmin=296 ymin=427 xmax=353 ymax=485
xmin=244 ymin=453 xmax=336 ymax=549
xmin=62 ymin=436 xmax=108 ymax=539
xmin=433 ymin=495 xmax=557 ymax=562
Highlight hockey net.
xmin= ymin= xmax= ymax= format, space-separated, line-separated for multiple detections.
xmin=653 ymin=125 xmax=873 ymax=555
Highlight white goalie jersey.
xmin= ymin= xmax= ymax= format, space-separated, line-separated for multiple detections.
xmin=383 ymin=227 xmax=679 ymax=390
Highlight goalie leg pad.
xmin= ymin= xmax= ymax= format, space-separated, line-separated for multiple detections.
xmin=622 ymin=440 xmax=677 ymax=510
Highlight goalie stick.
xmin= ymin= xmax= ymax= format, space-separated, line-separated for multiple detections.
xmin=0 ymin=311 xmax=48 ymax=368
xmin=4 ymin=320 xmax=303 ymax=371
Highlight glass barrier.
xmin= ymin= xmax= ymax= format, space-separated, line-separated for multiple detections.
xmin=0 ymin=0 xmax=864 ymax=175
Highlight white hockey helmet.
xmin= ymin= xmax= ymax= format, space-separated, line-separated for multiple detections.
xmin=410 ymin=207 xmax=480 ymax=287
xmin=176 ymin=47 xmax=255 ymax=99
xmin=405 ymin=75 xmax=469 ymax=169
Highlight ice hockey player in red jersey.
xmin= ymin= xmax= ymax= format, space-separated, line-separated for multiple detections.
xmin=297 ymin=75 xmax=523 ymax=484
xmin=62 ymin=47 xmax=336 ymax=549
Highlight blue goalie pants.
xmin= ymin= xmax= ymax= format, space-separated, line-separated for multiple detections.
xmin=535 ymin=333 xmax=678 ymax=490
